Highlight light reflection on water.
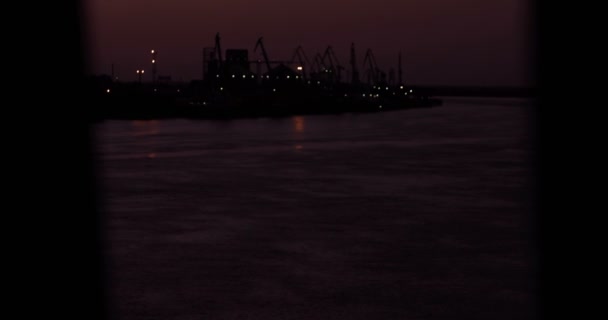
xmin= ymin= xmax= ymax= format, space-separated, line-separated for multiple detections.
xmin=292 ymin=115 xmax=305 ymax=134
xmin=95 ymin=99 xmax=537 ymax=320
xmin=130 ymin=120 xmax=159 ymax=137
xmin=292 ymin=115 xmax=305 ymax=150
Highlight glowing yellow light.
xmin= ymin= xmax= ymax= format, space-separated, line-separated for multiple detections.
xmin=297 ymin=66 xmax=303 ymax=71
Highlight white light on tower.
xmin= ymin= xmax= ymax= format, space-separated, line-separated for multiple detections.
xmin=151 ymin=49 xmax=155 ymax=54
xmin=297 ymin=66 xmax=303 ymax=71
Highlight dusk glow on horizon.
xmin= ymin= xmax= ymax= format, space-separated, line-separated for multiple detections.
xmin=86 ymin=0 xmax=533 ymax=86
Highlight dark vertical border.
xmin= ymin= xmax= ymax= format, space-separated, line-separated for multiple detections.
xmin=20 ymin=1 xmax=108 ymax=319
xmin=530 ymin=0 xmax=543 ymax=318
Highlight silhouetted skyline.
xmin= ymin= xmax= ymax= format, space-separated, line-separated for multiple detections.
xmin=86 ymin=0 xmax=532 ymax=86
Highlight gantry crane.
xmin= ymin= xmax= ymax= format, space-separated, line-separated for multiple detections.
xmin=363 ymin=48 xmax=380 ymax=85
xmin=321 ymin=46 xmax=344 ymax=83
xmin=215 ymin=32 xmax=223 ymax=71
xmin=310 ymin=53 xmax=327 ymax=76
xmin=350 ymin=43 xmax=359 ymax=84
xmin=290 ymin=46 xmax=312 ymax=80
xmin=398 ymin=51 xmax=403 ymax=85
xmin=254 ymin=37 xmax=272 ymax=74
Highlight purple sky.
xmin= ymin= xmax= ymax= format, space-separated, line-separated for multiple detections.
xmin=85 ymin=0 xmax=532 ymax=86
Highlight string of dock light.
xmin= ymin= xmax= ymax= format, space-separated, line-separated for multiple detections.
xmin=218 ymin=74 xmax=305 ymax=79
xmin=209 ymin=74 xmax=414 ymax=94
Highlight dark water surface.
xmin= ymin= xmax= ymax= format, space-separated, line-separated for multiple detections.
xmin=95 ymin=98 xmax=538 ymax=320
